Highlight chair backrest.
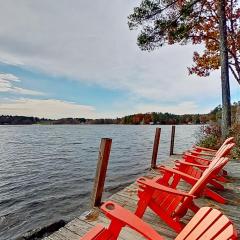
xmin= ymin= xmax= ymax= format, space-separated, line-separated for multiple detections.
xmin=214 ymin=137 xmax=234 ymax=156
xmin=175 ymin=157 xmax=229 ymax=216
xmin=175 ymin=207 xmax=237 ymax=240
xmin=222 ymin=136 xmax=235 ymax=145
xmin=208 ymin=143 xmax=235 ymax=168
xmin=188 ymin=157 xmax=229 ymax=197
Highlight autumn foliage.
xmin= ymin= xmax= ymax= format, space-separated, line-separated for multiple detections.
xmin=188 ymin=0 xmax=240 ymax=84
xmin=128 ymin=0 xmax=240 ymax=84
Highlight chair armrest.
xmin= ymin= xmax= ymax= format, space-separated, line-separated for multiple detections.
xmin=101 ymin=201 xmax=164 ymax=240
xmin=137 ymin=177 xmax=196 ymax=198
xmin=193 ymin=145 xmax=217 ymax=152
xmin=184 ymin=153 xmax=212 ymax=164
xmin=159 ymin=166 xmax=199 ymax=181
xmin=189 ymin=150 xmax=215 ymax=157
xmin=175 ymin=160 xmax=209 ymax=169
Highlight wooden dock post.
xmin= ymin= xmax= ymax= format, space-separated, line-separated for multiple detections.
xmin=91 ymin=138 xmax=112 ymax=207
xmin=170 ymin=125 xmax=176 ymax=155
xmin=151 ymin=127 xmax=161 ymax=169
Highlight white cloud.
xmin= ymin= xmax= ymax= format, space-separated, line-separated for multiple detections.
xmin=0 ymin=99 xmax=96 ymax=119
xmin=134 ymin=101 xmax=211 ymax=115
xmin=0 ymin=53 xmax=24 ymax=66
xmin=0 ymin=73 xmax=43 ymax=96
xmin=0 ymin=73 xmax=19 ymax=82
xmin=0 ymin=0 xmax=228 ymax=105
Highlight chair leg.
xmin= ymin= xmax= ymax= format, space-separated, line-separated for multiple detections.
xmin=135 ymin=189 xmax=153 ymax=218
xmin=156 ymin=171 xmax=172 ymax=186
xmin=204 ymin=188 xmax=227 ymax=204
xmin=170 ymin=175 xmax=181 ymax=188
xmin=216 ymin=175 xmax=228 ymax=183
xmin=188 ymin=202 xmax=200 ymax=213
xmin=148 ymin=201 xmax=184 ymax=233
xmin=222 ymin=169 xmax=228 ymax=176
xmin=209 ymin=179 xmax=225 ymax=190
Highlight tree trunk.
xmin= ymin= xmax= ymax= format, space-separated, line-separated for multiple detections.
xmin=236 ymin=105 xmax=240 ymax=124
xmin=218 ymin=0 xmax=231 ymax=138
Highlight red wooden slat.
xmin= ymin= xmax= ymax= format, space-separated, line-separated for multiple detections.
xmin=166 ymin=195 xmax=183 ymax=213
xmin=175 ymin=207 xmax=211 ymax=240
xmin=159 ymin=193 xmax=174 ymax=209
xmin=102 ymin=201 xmax=165 ymax=240
xmin=184 ymin=209 xmax=222 ymax=240
xmin=137 ymin=177 xmax=195 ymax=198
xmin=80 ymin=224 xmax=109 ymax=240
xmin=198 ymin=215 xmax=230 ymax=240
xmin=214 ymin=225 xmax=237 ymax=240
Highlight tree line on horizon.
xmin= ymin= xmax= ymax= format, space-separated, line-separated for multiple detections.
xmin=0 ymin=102 xmax=239 ymax=125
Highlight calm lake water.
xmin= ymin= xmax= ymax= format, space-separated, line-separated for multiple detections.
xmin=0 ymin=125 xmax=200 ymax=240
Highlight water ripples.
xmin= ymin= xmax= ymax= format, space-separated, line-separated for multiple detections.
xmin=0 ymin=124 xmax=200 ymax=240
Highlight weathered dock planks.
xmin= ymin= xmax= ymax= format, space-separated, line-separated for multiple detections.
xmin=43 ymin=155 xmax=240 ymax=240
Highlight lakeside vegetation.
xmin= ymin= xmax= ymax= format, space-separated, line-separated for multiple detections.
xmin=1 ymin=102 xmax=239 ymax=125
xmin=196 ymin=102 xmax=240 ymax=159
xmin=197 ymin=122 xmax=240 ymax=159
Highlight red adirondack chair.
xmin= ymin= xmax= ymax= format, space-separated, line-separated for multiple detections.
xmin=183 ymin=137 xmax=234 ymax=171
xmin=157 ymin=158 xmax=231 ymax=204
xmin=186 ymin=137 xmax=234 ymax=158
xmin=156 ymin=143 xmax=235 ymax=198
xmin=80 ymin=201 xmax=237 ymax=240
xmin=172 ymin=142 xmax=235 ymax=187
xmin=156 ymin=144 xmax=235 ymax=204
xmin=135 ymin=157 xmax=229 ymax=232
xmin=174 ymin=142 xmax=234 ymax=181
xmin=183 ymin=137 xmax=234 ymax=165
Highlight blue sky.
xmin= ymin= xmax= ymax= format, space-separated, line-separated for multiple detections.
xmin=0 ymin=1 xmax=239 ymax=119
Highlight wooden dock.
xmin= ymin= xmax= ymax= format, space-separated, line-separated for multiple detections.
xmin=43 ymin=155 xmax=240 ymax=240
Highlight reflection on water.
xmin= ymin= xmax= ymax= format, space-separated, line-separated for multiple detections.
xmin=0 ymin=124 xmax=200 ymax=239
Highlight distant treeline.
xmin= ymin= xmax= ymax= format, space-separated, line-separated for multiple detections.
xmin=0 ymin=116 xmax=87 ymax=125
xmin=0 ymin=102 xmax=239 ymax=125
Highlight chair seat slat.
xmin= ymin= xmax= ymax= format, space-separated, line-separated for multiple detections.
xmin=185 ymin=209 xmax=222 ymax=240
xmin=198 ymin=216 xmax=230 ymax=240
xmin=175 ymin=207 xmax=210 ymax=240
xmin=213 ymin=225 xmax=237 ymax=240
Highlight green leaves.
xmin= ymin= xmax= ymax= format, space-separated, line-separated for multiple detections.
xmin=128 ymin=0 xmax=162 ymax=29
xmin=128 ymin=0 xmax=200 ymax=50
